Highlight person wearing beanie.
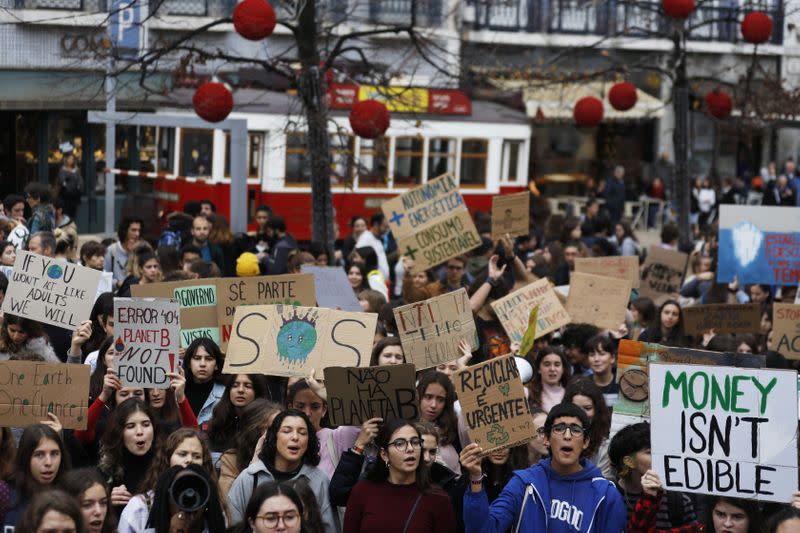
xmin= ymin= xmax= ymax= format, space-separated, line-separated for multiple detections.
xmin=461 ymin=402 xmax=626 ymax=533
xmin=236 ymin=252 xmax=260 ymax=277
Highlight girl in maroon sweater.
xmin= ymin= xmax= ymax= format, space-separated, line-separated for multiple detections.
xmin=343 ymin=419 xmax=456 ymax=533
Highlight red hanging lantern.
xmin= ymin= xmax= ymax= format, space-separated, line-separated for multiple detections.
xmin=741 ymin=12 xmax=773 ymax=44
xmin=573 ymin=96 xmax=604 ymax=127
xmin=232 ymin=0 xmax=276 ymax=41
xmin=608 ymin=82 xmax=638 ymax=111
xmin=193 ymin=82 xmax=234 ymax=123
xmin=661 ymin=0 xmax=695 ymax=19
xmin=705 ymin=89 xmax=733 ymax=119
xmin=349 ymin=99 xmax=390 ymax=139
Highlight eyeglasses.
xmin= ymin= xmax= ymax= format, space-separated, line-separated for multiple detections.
xmin=256 ymin=511 xmax=300 ymax=529
xmin=389 ymin=437 xmax=422 ymax=451
xmin=550 ymin=423 xmax=586 ymax=437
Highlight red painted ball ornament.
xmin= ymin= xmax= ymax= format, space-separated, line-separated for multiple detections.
xmin=705 ymin=89 xmax=733 ymax=119
xmin=193 ymin=82 xmax=233 ymax=123
xmin=349 ymin=99 xmax=390 ymax=139
xmin=741 ymin=12 xmax=773 ymax=44
xmin=662 ymin=0 xmax=695 ymax=19
xmin=233 ymin=0 xmax=276 ymax=41
xmin=573 ymin=96 xmax=604 ymax=127
xmin=609 ymin=82 xmax=638 ymax=111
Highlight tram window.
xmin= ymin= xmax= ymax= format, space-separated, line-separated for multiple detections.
xmin=502 ymin=140 xmax=522 ymax=182
xmin=179 ymin=129 xmax=213 ymax=178
xmin=394 ymin=136 xmax=423 ymax=187
xmin=225 ymin=132 xmax=264 ymax=178
xmin=330 ymin=133 xmax=354 ymax=186
xmin=460 ymin=138 xmax=488 ymax=187
xmin=428 ymin=137 xmax=455 ymax=180
xmin=156 ymin=127 xmax=175 ymax=174
xmin=285 ymin=132 xmax=311 ymax=185
xmin=357 ymin=137 xmax=388 ymax=187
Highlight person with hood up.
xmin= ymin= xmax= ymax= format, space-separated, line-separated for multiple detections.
xmin=461 ymin=402 xmax=626 ymax=533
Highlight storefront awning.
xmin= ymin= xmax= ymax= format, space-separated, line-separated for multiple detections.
xmin=489 ymin=80 xmax=665 ymax=121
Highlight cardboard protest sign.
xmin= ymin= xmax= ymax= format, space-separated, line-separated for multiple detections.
xmin=113 ymin=298 xmax=180 ymax=389
xmin=324 ymin=364 xmax=418 ymax=425
xmin=393 ymin=288 xmax=477 ymax=370
xmin=640 ymin=246 xmax=687 ymax=305
xmin=574 ymin=256 xmax=640 ymax=289
xmin=455 ymin=354 xmax=535 ymax=454
xmin=682 ymin=303 xmax=762 ymax=336
xmin=222 ymin=304 xmax=377 ymax=378
xmin=95 ymin=271 xmax=113 ymax=302
xmin=773 ymin=303 xmax=800 ymax=360
xmin=2 ymin=251 xmax=103 ymax=330
xmin=381 ymin=173 xmax=481 ymax=272
xmin=132 ymin=279 xmax=220 ymax=348
xmin=566 ymin=272 xmax=632 ymax=330
xmin=216 ymin=274 xmax=316 ymax=351
xmin=0 ymin=360 xmax=89 ymax=429
xmin=650 ymin=362 xmax=798 ymax=503
xmin=611 ymin=339 xmax=765 ymax=436
xmin=491 ymin=192 xmax=530 ymax=240
xmin=491 ymin=278 xmax=570 ymax=342
xmin=718 ymin=205 xmax=800 ymax=285
xmin=300 ymin=266 xmax=361 ymax=312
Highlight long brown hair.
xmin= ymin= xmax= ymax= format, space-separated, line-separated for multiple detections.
xmin=138 ymin=428 xmax=216 ymax=496
xmin=527 ymin=346 xmax=571 ymax=408
xmin=0 ymin=427 xmax=16 ymax=478
xmin=12 ymin=424 xmax=71 ymax=500
xmin=209 ymin=213 xmax=235 ymax=246
xmin=563 ymin=378 xmax=612 ymax=459
xmin=416 ymin=371 xmax=458 ymax=446
xmin=230 ymin=398 xmax=282 ymax=473
xmin=0 ymin=314 xmax=45 ymax=353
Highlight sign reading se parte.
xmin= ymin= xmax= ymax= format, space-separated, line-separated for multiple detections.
xmin=3 ymin=251 xmax=103 ymax=329
xmin=650 ymin=362 xmax=797 ymax=503
xmin=393 ymin=288 xmax=477 ymax=370
xmin=0 ymin=360 xmax=89 ymax=429
xmin=113 ymin=298 xmax=180 ymax=389
xmin=222 ymin=304 xmax=377 ymax=378
xmin=324 ymin=364 xmax=418 ymax=426
xmin=455 ymin=354 xmax=535 ymax=454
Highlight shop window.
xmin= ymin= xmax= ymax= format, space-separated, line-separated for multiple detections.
xmin=179 ymin=129 xmax=214 ymax=178
xmin=428 ymin=137 xmax=455 ymax=180
xmin=394 ymin=136 xmax=423 ymax=187
xmin=357 ymin=137 xmax=388 ymax=187
xmin=460 ymin=138 xmax=488 ymax=187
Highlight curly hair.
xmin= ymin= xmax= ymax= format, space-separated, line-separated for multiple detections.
xmin=563 ymin=378 xmax=611 ymax=459
xmin=260 ymin=409 xmax=320 ymax=468
xmin=416 ymin=371 xmax=459 ymax=446
xmin=99 ymin=398 xmax=160 ymax=486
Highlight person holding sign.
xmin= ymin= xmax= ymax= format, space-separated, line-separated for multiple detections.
xmin=461 ymin=402 xmax=626 ymax=533
xmin=182 ymin=338 xmax=226 ymax=428
xmin=343 ymin=418 xmax=457 ymax=533
xmin=2 ymin=424 xmax=71 ymax=530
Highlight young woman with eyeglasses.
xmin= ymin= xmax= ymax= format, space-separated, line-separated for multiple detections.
xmin=343 ymin=418 xmax=456 ymax=533
xmin=228 ymin=481 xmax=306 ymax=533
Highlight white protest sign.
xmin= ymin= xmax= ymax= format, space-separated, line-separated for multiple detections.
xmin=301 ymin=265 xmax=361 ymax=311
xmin=650 ymin=362 xmax=798 ymax=503
xmin=2 ymin=251 xmax=103 ymax=329
xmin=113 ymin=298 xmax=181 ymax=388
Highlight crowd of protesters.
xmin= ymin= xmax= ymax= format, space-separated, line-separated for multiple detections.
xmin=0 ymin=178 xmax=799 ymax=533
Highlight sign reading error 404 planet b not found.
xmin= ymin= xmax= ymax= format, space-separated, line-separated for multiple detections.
xmin=455 ymin=354 xmax=535 ymax=454
xmin=0 ymin=360 xmax=89 ymax=429
xmin=222 ymin=305 xmax=378 ymax=378
xmin=325 ymin=364 xmax=419 ymax=426
xmin=3 ymin=251 xmax=103 ymax=329
xmin=650 ymin=363 xmax=798 ymax=503
xmin=382 ymin=173 xmax=481 ymax=272
xmin=393 ymin=288 xmax=477 ymax=370
xmin=113 ymin=298 xmax=180 ymax=389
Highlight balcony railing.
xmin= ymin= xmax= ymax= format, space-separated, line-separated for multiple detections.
xmin=369 ymin=0 xmax=444 ymax=26
xmin=469 ymin=0 xmax=784 ymax=45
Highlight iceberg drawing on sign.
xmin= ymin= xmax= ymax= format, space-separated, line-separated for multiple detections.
xmin=732 ymin=221 xmax=763 ymax=268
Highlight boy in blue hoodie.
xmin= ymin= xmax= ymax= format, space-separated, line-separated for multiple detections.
xmin=462 ymin=402 xmax=627 ymax=533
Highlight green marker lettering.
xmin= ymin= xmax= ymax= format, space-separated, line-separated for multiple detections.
xmin=688 ymin=371 xmax=709 ymax=409
xmin=730 ymin=376 xmax=748 ymax=413
xmin=710 ymin=375 xmax=731 ymax=411
xmin=752 ymin=376 xmax=778 ymax=415
xmin=662 ymin=370 xmax=688 ymax=408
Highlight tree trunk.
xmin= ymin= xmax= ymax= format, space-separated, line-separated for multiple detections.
xmin=672 ymin=33 xmax=692 ymax=248
xmin=296 ymin=1 xmax=334 ymax=261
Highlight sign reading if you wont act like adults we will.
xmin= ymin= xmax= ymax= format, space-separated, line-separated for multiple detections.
xmin=381 ymin=173 xmax=482 ymax=272
xmin=2 ymin=251 xmax=103 ymax=330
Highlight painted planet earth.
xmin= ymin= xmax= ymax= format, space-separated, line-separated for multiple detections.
xmin=46 ymin=264 xmax=63 ymax=279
